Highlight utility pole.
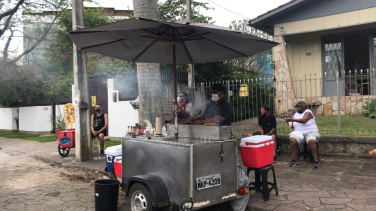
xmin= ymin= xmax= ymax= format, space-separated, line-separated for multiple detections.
xmin=72 ymin=0 xmax=92 ymax=161
xmin=187 ymin=0 xmax=194 ymax=88
xmin=186 ymin=0 xmax=192 ymax=21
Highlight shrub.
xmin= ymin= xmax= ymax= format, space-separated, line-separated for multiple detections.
xmin=363 ymin=99 xmax=376 ymax=118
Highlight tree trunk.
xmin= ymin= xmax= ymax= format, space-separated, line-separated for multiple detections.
xmin=133 ymin=0 xmax=163 ymax=126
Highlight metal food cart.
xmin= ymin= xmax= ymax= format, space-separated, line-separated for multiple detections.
xmin=121 ymin=124 xmax=246 ymax=211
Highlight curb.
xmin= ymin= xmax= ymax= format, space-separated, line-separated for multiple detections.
xmin=246 ymin=206 xmax=270 ymax=211
xmin=31 ymin=154 xmax=112 ymax=177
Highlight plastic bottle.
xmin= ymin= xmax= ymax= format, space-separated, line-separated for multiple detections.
xmin=145 ymin=124 xmax=152 ymax=135
xmin=151 ymin=125 xmax=155 ymax=135
xmin=162 ymin=126 xmax=167 ymax=136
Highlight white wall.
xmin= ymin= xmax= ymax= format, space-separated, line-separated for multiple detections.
xmin=108 ymin=79 xmax=139 ymax=137
xmin=19 ymin=106 xmax=52 ymax=132
xmin=0 ymin=108 xmax=18 ymax=130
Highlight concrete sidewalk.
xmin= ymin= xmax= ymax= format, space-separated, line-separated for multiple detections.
xmin=1 ymin=137 xmax=376 ymax=211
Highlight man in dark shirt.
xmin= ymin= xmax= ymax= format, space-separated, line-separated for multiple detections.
xmin=188 ymin=83 xmax=232 ymax=126
xmin=248 ymin=105 xmax=277 ymax=162
xmin=91 ymin=104 xmax=108 ymax=155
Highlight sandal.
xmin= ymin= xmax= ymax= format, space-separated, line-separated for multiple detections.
xmin=369 ymin=149 xmax=376 ymax=155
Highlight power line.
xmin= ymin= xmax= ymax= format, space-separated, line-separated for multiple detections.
xmin=116 ymin=0 xmax=128 ymax=9
xmin=100 ymin=0 xmax=108 ymax=7
xmin=207 ymin=0 xmax=251 ymax=20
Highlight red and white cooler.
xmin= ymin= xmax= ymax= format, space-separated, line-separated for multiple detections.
xmin=114 ymin=157 xmax=122 ymax=179
xmin=240 ymin=135 xmax=274 ymax=168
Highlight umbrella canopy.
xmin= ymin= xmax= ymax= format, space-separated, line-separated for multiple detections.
xmin=68 ymin=18 xmax=278 ymax=136
xmin=68 ymin=18 xmax=277 ymax=64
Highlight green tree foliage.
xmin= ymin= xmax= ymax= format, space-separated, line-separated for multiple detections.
xmin=194 ymin=61 xmax=259 ymax=83
xmin=158 ymin=0 xmax=214 ymax=23
xmin=47 ymin=8 xmax=115 ymax=69
xmin=44 ymin=8 xmax=136 ymax=100
xmin=228 ymin=19 xmax=273 ymax=73
xmin=0 ymin=63 xmax=46 ymax=106
xmin=47 ymin=7 xmax=136 ymax=77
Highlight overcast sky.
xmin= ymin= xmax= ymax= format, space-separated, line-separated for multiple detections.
xmin=88 ymin=0 xmax=291 ymax=27
xmin=5 ymin=0 xmax=291 ymax=58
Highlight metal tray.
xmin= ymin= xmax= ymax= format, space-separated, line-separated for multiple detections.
xmin=167 ymin=124 xmax=231 ymax=140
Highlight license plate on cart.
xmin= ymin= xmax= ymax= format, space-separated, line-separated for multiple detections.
xmin=196 ymin=174 xmax=221 ymax=190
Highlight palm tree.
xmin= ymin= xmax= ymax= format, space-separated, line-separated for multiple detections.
xmin=133 ymin=0 xmax=163 ymax=126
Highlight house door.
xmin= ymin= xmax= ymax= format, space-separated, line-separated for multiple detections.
xmin=370 ymin=32 xmax=376 ymax=95
xmin=322 ymin=36 xmax=345 ymax=96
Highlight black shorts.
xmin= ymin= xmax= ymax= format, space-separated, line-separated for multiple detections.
xmin=253 ymin=131 xmax=276 ymax=136
xmin=269 ymin=132 xmax=277 ymax=136
xmin=92 ymin=130 xmax=106 ymax=138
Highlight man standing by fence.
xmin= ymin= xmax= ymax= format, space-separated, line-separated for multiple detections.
xmin=248 ymin=105 xmax=278 ymax=163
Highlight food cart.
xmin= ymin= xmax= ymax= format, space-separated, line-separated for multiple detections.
xmin=67 ymin=17 xmax=277 ymax=211
xmin=121 ymin=124 xmax=247 ymax=211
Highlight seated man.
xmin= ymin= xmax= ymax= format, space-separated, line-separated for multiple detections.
xmin=285 ymin=101 xmax=320 ymax=168
xmin=91 ymin=104 xmax=108 ymax=155
xmin=188 ymin=83 xmax=232 ymax=126
xmin=248 ymin=105 xmax=277 ymax=163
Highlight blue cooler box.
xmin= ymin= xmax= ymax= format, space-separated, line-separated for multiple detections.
xmin=105 ymin=145 xmax=122 ymax=173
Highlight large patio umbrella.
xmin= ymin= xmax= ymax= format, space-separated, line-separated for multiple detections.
xmin=68 ymin=17 xmax=277 ymax=136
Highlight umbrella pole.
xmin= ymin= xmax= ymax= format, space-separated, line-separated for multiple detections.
xmin=172 ymin=42 xmax=178 ymax=138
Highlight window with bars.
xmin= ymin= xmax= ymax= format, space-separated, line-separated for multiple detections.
xmin=324 ymin=42 xmax=342 ymax=80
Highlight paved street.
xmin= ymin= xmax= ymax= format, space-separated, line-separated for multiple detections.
xmin=2 ymin=137 xmax=376 ymax=211
xmin=0 ymin=138 xmax=232 ymax=211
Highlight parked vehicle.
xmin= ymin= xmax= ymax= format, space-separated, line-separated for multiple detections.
xmin=121 ymin=124 xmax=248 ymax=211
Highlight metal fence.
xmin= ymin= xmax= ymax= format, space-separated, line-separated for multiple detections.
xmin=161 ymin=64 xmax=188 ymax=84
xmin=275 ymin=69 xmax=376 ymax=136
xmin=161 ymin=69 xmax=376 ymax=137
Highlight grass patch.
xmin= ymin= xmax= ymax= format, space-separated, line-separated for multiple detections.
xmin=94 ymin=139 xmax=121 ymax=151
xmin=277 ymin=115 xmax=376 ymax=136
xmin=0 ymin=131 xmax=58 ymax=142
xmin=105 ymin=139 xmax=121 ymax=148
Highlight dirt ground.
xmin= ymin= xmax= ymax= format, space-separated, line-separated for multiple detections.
xmin=0 ymin=146 xmax=234 ymax=211
xmin=0 ymin=147 xmax=129 ymax=211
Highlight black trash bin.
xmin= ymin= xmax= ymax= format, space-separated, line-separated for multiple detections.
xmin=95 ymin=179 xmax=120 ymax=211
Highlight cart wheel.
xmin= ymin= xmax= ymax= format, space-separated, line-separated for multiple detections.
xmin=128 ymin=183 xmax=159 ymax=211
xmin=58 ymin=144 xmax=70 ymax=157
